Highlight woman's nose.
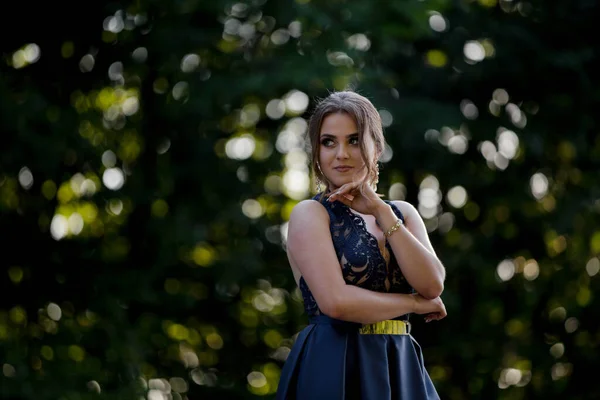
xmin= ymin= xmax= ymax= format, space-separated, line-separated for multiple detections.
xmin=336 ymin=144 xmax=350 ymax=159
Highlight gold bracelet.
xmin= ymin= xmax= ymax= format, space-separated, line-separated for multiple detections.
xmin=384 ymin=218 xmax=403 ymax=238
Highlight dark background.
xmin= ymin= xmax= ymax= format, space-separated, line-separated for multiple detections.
xmin=2 ymin=0 xmax=600 ymax=399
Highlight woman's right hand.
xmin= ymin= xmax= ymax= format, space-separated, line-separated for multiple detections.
xmin=411 ymin=294 xmax=447 ymax=323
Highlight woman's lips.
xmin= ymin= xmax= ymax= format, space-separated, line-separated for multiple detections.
xmin=334 ymin=167 xmax=353 ymax=172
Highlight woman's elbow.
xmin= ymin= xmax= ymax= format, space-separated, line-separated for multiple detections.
xmin=319 ymin=293 xmax=346 ymax=320
xmin=420 ymin=281 xmax=444 ymax=300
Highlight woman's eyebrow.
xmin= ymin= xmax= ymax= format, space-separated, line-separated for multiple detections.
xmin=320 ymin=132 xmax=359 ymax=138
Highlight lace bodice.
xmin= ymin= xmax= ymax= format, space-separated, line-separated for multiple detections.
xmin=298 ymin=193 xmax=415 ymax=317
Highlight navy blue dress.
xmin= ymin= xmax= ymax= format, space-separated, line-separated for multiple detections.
xmin=276 ymin=193 xmax=440 ymax=400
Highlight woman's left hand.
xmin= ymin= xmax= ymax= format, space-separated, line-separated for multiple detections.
xmin=327 ymin=181 xmax=385 ymax=216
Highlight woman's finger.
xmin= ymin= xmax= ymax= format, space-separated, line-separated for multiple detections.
xmin=335 ymin=182 xmax=358 ymax=197
xmin=332 ymin=194 xmax=352 ymax=207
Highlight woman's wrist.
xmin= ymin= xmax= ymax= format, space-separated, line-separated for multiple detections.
xmin=372 ymin=201 xmax=393 ymax=222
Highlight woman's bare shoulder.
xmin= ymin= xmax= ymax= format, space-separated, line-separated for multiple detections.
xmin=390 ymin=200 xmax=419 ymax=218
xmin=289 ymin=198 xmax=330 ymax=222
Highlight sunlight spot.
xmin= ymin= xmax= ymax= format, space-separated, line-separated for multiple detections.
xmin=419 ymin=188 xmax=440 ymax=208
xmin=426 ymin=50 xmax=447 ymax=67
xmin=447 ymin=186 xmax=467 ymax=208
xmin=379 ymin=109 xmax=393 ymax=127
xmin=464 ymin=41 xmax=485 ymax=62
xmin=549 ymin=306 xmax=566 ymax=322
xmin=420 ymin=175 xmax=439 ymax=190
xmin=276 ymin=130 xmax=304 ymax=154
xmin=224 ymin=18 xmax=241 ymax=36
xmin=438 ymin=127 xmax=454 ymax=146
xmin=564 ymin=317 xmax=579 ymax=333
xmin=493 ymin=88 xmax=509 ymax=105
xmin=47 ymin=303 xmax=62 ymax=321
xmin=428 ymin=13 xmax=447 ymax=32
xmin=389 ymin=183 xmax=406 ymax=201
xmin=240 ymin=104 xmax=261 ymax=127
xmin=239 ymin=23 xmax=256 ymax=40
xmin=68 ymin=213 xmax=84 ymax=235
xmin=497 ymin=129 xmax=519 ymax=159
xmin=271 ymin=29 xmax=290 ymax=45
xmin=12 ymin=44 xmax=41 ymax=69
xmin=438 ymin=212 xmax=455 ymax=233
xmin=586 ymin=257 xmax=600 ymax=276
xmin=551 ymin=363 xmax=571 ymax=380
xmin=266 ymin=99 xmax=286 ymax=119
xmin=122 ymin=97 xmax=139 ymax=116
xmin=24 ymin=44 xmax=41 ymax=63
xmin=284 ymin=150 xmax=308 ymax=170
xmin=460 ymin=100 xmax=478 ymax=120
xmin=447 ymin=135 xmax=468 ymax=154
xmin=494 ymin=153 xmax=509 ymax=170
xmin=502 ymin=368 xmax=522 ymax=386
xmin=327 ymin=51 xmax=354 ymax=67
xmin=108 ymin=199 xmax=123 ymax=215
xmin=104 ymin=15 xmax=125 ymax=33
xmin=264 ymin=174 xmax=282 ymax=195
xmin=424 ymin=129 xmax=440 ymax=143
xmin=479 ymin=141 xmax=497 ymax=161
xmin=157 ymin=138 xmax=171 ymax=154
xmin=550 ymin=343 xmax=564 ymax=359
xmin=103 ymin=168 xmax=125 ymax=190
xmin=523 ymin=259 xmax=539 ymax=281
xmin=242 ymin=199 xmax=264 ymax=219
xmin=79 ymin=54 xmax=95 ymax=72
xmin=284 ymin=90 xmax=309 ymax=114
xmin=181 ymin=54 xmax=201 ymax=73
xmin=3 ymin=364 xmax=16 ymax=377
xmin=50 ymin=215 xmax=69 ymax=240
xmin=226 ymin=135 xmax=256 ymax=160
xmin=172 ymin=81 xmax=189 ymax=101
xmin=379 ymin=143 xmax=393 ymax=163
xmin=506 ymin=103 xmax=527 ymax=128
xmin=108 ymin=62 xmax=123 ymax=81
xmin=497 ymin=259 xmax=515 ymax=281
xmin=87 ymin=380 xmax=101 ymax=393
xmin=169 ymin=377 xmax=188 ymax=393
xmin=530 ymin=173 xmax=548 ymax=199
xmin=282 ymin=169 xmax=309 ymax=200
xmin=347 ymin=33 xmax=371 ymax=51
xmin=148 ymin=389 xmax=166 ymax=400
xmin=132 ymin=47 xmax=148 ymax=63
xmin=18 ymin=167 xmax=34 ymax=190
xmin=288 ymin=21 xmax=302 ymax=37
xmin=247 ymin=371 xmax=267 ymax=388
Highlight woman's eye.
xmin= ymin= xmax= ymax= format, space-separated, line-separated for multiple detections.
xmin=321 ymin=139 xmax=334 ymax=146
xmin=350 ymin=137 xmax=359 ymax=145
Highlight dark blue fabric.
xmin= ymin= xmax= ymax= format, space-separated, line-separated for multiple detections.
xmin=277 ymin=194 xmax=440 ymax=399
xmin=299 ymin=195 xmax=413 ymax=318
xmin=276 ymin=316 xmax=439 ymax=400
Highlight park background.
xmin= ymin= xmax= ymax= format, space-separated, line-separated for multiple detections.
xmin=1 ymin=0 xmax=600 ymax=399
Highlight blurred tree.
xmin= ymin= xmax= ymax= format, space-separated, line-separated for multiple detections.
xmin=1 ymin=0 xmax=600 ymax=399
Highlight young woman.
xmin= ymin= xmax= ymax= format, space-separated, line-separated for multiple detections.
xmin=276 ymin=91 xmax=447 ymax=399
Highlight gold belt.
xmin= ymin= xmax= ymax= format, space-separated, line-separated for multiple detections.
xmin=359 ymin=320 xmax=411 ymax=335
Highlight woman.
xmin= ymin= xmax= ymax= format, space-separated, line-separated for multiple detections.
xmin=276 ymin=91 xmax=447 ymax=399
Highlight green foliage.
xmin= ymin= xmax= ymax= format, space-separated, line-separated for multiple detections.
xmin=1 ymin=0 xmax=600 ymax=399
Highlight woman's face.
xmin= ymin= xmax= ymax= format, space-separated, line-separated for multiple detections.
xmin=318 ymin=112 xmax=369 ymax=192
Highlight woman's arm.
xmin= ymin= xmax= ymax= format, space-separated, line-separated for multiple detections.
xmin=287 ymin=200 xmax=445 ymax=324
xmin=372 ymin=200 xmax=446 ymax=299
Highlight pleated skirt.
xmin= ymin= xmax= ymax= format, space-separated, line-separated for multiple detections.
xmin=276 ymin=315 xmax=440 ymax=400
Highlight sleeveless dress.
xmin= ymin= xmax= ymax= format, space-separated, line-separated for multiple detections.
xmin=276 ymin=193 xmax=440 ymax=400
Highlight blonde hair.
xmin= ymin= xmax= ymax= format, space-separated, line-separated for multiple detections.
xmin=307 ymin=90 xmax=385 ymax=197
